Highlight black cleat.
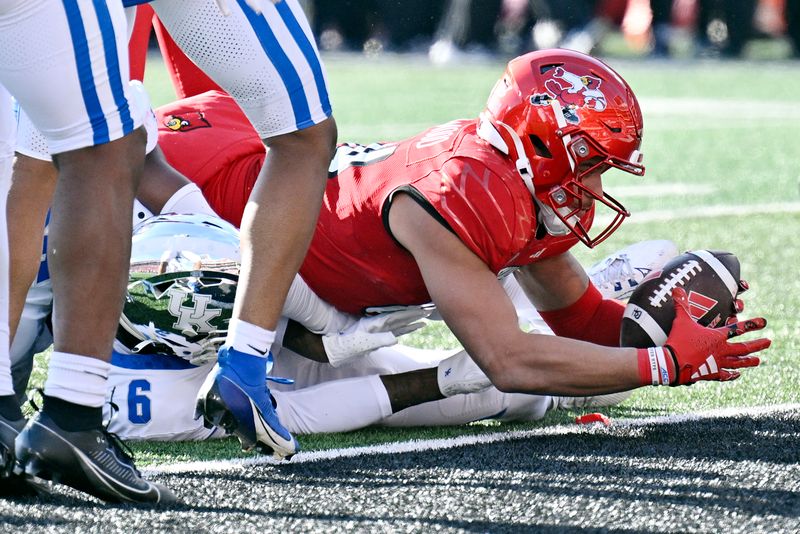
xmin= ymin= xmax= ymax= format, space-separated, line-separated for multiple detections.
xmin=1 ymin=413 xmax=48 ymax=498
xmin=14 ymin=412 xmax=176 ymax=504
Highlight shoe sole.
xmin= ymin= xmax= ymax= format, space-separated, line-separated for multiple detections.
xmin=197 ymin=375 xmax=297 ymax=460
xmin=15 ymin=421 xmax=175 ymax=504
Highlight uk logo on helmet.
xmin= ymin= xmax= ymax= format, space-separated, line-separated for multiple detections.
xmin=530 ymin=66 xmax=608 ymax=124
xmin=167 ymin=289 xmax=222 ymax=335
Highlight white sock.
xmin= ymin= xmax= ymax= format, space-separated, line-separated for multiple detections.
xmin=437 ymin=350 xmax=492 ymax=397
xmin=382 ymin=387 xmax=509 ymax=427
xmin=44 ymin=352 xmax=111 ymax=408
xmin=273 ymin=375 xmax=392 ymax=434
xmin=161 ymin=183 xmax=218 ymax=217
xmin=0 ymin=362 xmax=13 ymax=396
xmin=227 ymin=319 xmax=275 ymax=357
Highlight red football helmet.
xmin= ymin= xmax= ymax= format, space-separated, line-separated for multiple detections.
xmin=477 ymin=49 xmax=644 ymax=248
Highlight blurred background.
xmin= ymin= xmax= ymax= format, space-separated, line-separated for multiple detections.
xmin=293 ymin=0 xmax=800 ymax=62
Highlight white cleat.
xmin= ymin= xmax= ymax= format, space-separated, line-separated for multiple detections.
xmin=551 ymin=390 xmax=634 ymax=411
xmin=588 ymin=239 xmax=680 ymax=301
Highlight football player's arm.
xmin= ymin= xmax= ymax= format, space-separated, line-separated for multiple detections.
xmin=388 ymin=192 xmax=641 ymax=395
xmin=514 ymin=253 xmax=625 ymax=347
xmin=138 ymin=147 xmax=218 ymax=217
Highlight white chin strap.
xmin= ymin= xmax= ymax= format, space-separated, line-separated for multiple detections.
xmin=477 ymin=114 xmax=571 ymax=236
xmin=534 ymin=199 xmax=575 ymax=236
xmin=477 ymin=114 xmax=535 ymax=197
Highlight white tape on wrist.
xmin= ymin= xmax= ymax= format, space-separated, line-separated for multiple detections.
xmin=648 ymin=347 xmax=671 ymax=386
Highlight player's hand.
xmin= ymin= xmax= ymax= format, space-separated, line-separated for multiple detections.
xmin=322 ymin=307 xmax=430 ymax=367
xmin=664 ymin=287 xmax=770 ymax=385
xmin=726 ymin=279 xmax=749 ymax=325
xmin=214 ymin=0 xmax=280 ymax=17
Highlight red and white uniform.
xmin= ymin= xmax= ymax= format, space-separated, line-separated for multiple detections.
xmin=155 ymin=91 xmax=590 ymax=314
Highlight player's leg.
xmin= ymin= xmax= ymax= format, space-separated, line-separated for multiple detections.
xmin=6 ymin=150 xmax=55 ymax=350
xmin=152 ymin=0 xmax=335 ymax=458
xmin=0 ymin=82 xmax=33 ymax=497
xmin=0 ymin=0 xmax=173 ymax=504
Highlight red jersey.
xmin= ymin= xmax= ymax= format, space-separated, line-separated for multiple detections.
xmin=155 ymin=91 xmax=265 ymax=228
xmin=155 ymin=91 xmax=585 ymax=314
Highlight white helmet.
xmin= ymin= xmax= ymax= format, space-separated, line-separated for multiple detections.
xmin=117 ymin=213 xmax=240 ymax=364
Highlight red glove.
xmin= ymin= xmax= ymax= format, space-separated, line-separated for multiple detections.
xmin=726 ymin=279 xmax=748 ymax=325
xmin=638 ymin=287 xmax=770 ymax=386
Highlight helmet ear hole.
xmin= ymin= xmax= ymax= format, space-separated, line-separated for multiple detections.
xmin=529 ymin=135 xmax=552 ymax=158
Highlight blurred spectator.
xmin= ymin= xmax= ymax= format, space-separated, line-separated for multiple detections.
xmin=495 ymin=0 xmax=629 ymax=56
xmin=314 ymin=0 xmax=446 ymax=54
xmin=695 ymin=0 xmax=757 ymax=57
xmin=314 ymin=0 xmax=378 ymax=51
xmin=376 ymin=0 xmax=446 ymax=52
xmin=787 ymin=0 xmax=800 ymax=56
xmin=429 ymin=0 xmax=503 ymax=64
xmin=638 ymin=0 xmax=757 ymax=57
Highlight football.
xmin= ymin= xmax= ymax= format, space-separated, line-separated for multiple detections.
xmin=620 ymin=250 xmax=741 ymax=348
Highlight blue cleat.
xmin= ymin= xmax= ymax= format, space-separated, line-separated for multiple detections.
xmin=195 ymin=346 xmax=298 ymax=459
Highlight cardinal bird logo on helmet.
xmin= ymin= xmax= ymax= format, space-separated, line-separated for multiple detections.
xmin=530 ymin=66 xmax=608 ymax=124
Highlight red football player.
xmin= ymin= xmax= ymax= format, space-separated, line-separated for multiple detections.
xmin=150 ymin=49 xmax=770 ymax=398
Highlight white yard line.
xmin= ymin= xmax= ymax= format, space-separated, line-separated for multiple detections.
xmin=640 ymin=98 xmax=800 ymax=120
xmin=612 ymin=183 xmax=717 ymax=197
xmin=592 ymin=201 xmax=800 ymax=227
xmin=146 ymin=403 xmax=800 ymax=475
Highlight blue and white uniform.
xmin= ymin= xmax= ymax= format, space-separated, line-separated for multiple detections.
xmin=149 ymin=0 xmax=331 ymax=138
xmin=0 ymin=0 xmax=145 ymax=154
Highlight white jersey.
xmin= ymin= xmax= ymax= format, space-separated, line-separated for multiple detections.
xmin=107 ymin=342 xmax=556 ymax=440
xmin=105 ymin=351 xmax=225 ymax=441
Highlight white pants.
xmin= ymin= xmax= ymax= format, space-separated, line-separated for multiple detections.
xmin=0 ymin=84 xmax=13 ymax=395
xmin=151 ymin=0 xmax=332 ymax=137
xmin=0 ymin=0 xmax=143 ymax=154
xmin=99 ymin=343 xmax=555 ymax=440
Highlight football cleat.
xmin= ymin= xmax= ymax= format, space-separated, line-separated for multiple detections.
xmin=588 ymin=239 xmax=679 ymax=301
xmin=551 ymin=390 xmax=634 ymax=410
xmin=1 ymin=412 xmax=49 ymax=498
xmin=195 ymin=346 xmax=299 ymax=459
xmin=13 ymin=412 xmax=176 ymax=504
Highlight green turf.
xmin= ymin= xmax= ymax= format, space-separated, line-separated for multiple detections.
xmin=60 ymin=54 xmax=796 ymax=463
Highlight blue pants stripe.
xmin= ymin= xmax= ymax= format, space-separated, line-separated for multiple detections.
xmin=62 ymin=0 xmax=110 ymax=144
xmin=274 ymin=0 xmax=331 ymax=116
xmin=238 ymin=0 xmax=312 ymax=129
xmin=93 ymin=0 xmax=134 ymax=136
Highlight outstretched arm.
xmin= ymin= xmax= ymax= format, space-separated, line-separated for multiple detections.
xmin=387 ymin=193 xmax=769 ymax=395
xmin=388 ymin=193 xmax=640 ymax=395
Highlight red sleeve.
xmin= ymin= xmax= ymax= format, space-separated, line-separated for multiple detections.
xmin=417 ymin=157 xmax=536 ymax=273
xmin=153 ymin=16 xmax=224 ymax=98
xmin=127 ymin=4 xmax=154 ymax=82
xmin=538 ymin=283 xmax=624 ymax=347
